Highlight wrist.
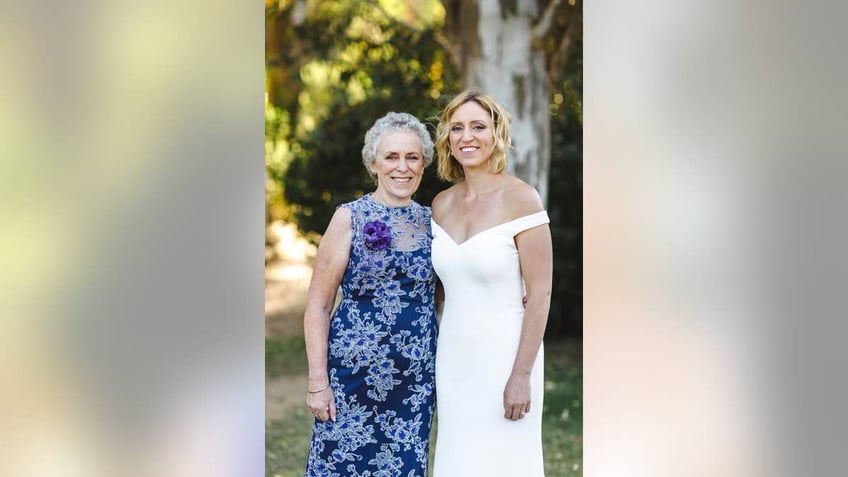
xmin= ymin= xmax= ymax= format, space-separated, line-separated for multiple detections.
xmin=307 ymin=382 xmax=330 ymax=393
xmin=510 ymin=368 xmax=531 ymax=378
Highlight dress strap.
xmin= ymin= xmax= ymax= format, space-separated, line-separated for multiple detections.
xmin=506 ymin=210 xmax=550 ymax=236
xmin=336 ymin=198 xmax=363 ymax=240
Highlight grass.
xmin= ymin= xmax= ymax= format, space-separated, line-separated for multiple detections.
xmin=266 ymin=336 xmax=308 ymax=378
xmin=266 ymin=338 xmax=582 ymax=476
xmin=542 ymin=339 xmax=583 ymax=476
xmin=266 ymin=407 xmax=313 ymax=477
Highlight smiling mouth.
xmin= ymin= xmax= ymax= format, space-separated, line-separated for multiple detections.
xmin=392 ymin=177 xmax=413 ymax=183
xmin=460 ymin=147 xmax=477 ymax=153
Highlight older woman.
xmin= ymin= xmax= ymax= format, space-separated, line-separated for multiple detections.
xmin=303 ymin=112 xmax=437 ymax=476
xmin=430 ymin=90 xmax=553 ymax=476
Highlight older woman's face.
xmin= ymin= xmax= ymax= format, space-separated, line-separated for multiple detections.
xmin=448 ymin=101 xmax=495 ymax=171
xmin=370 ymin=130 xmax=425 ymax=205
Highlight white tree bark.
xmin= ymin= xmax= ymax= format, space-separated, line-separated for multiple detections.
xmin=463 ymin=0 xmax=552 ymax=205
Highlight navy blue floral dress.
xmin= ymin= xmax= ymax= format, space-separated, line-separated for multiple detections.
xmin=305 ymin=194 xmax=437 ymax=477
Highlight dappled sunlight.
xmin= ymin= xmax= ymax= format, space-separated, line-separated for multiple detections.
xmin=378 ymin=0 xmax=445 ymax=29
xmin=266 ymin=220 xmax=316 ymax=265
xmin=266 ymin=260 xmax=312 ymax=283
xmin=265 ymin=221 xmax=317 ymax=337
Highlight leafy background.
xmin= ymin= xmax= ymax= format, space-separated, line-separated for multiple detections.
xmin=265 ymin=1 xmax=582 ymax=475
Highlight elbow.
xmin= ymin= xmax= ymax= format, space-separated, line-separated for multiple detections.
xmin=526 ymin=287 xmax=552 ymax=312
xmin=541 ymin=288 xmax=553 ymax=306
xmin=528 ymin=286 xmax=552 ymax=302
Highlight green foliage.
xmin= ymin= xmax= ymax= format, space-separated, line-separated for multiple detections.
xmin=547 ymin=56 xmax=583 ymax=338
xmin=282 ymin=5 xmax=459 ymax=237
xmin=545 ymin=3 xmax=583 ymax=338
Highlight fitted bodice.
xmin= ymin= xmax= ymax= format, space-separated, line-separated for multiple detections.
xmin=431 ymin=211 xmax=550 ymax=331
xmin=341 ymin=194 xmax=434 ymax=310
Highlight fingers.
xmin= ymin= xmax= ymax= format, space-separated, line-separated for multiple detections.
xmin=503 ymin=402 xmax=532 ymax=421
xmin=306 ymin=388 xmax=335 ymax=422
xmin=503 ymin=375 xmax=531 ymax=420
xmin=310 ymin=403 xmax=329 ymax=422
xmin=310 ymin=405 xmax=329 ymax=422
xmin=503 ymin=405 xmax=517 ymax=421
xmin=328 ymin=398 xmax=337 ymax=422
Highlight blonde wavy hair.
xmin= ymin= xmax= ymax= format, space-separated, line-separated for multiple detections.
xmin=435 ymin=90 xmax=512 ymax=182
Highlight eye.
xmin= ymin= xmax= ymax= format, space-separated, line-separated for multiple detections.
xmin=450 ymin=125 xmax=463 ymax=132
xmin=385 ymin=154 xmax=398 ymax=161
xmin=407 ymin=155 xmax=420 ymax=161
xmin=473 ymin=124 xmax=487 ymax=131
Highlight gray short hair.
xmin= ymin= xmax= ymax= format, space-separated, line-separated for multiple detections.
xmin=361 ymin=112 xmax=434 ymax=181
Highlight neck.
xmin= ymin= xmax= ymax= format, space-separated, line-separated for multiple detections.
xmin=371 ymin=190 xmax=411 ymax=207
xmin=461 ymin=167 xmax=502 ymax=197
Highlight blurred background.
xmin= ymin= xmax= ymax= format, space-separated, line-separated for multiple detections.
xmin=264 ymin=1 xmax=583 ymax=475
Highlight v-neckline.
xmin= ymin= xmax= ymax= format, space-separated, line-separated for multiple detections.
xmin=431 ymin=212 xmax=545 ymax=247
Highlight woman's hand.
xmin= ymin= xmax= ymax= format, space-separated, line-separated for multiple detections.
xmin=306 ymin=387 xmax=337 ymax=422
xmin=503 ymin=373 xmax=532 ymax=421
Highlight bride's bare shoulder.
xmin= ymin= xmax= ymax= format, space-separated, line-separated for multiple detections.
xmin=431 ymin=183 xmax=463 ymax=222
xmin=502 ymin=176 xmax=544 ymax=217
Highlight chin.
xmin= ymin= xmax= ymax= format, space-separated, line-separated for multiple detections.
xmin=389 ymin=189 xmax=413 ymax=198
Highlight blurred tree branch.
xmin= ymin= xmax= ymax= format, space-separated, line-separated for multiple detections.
xmin=546 ymin=3 xmax=581 ymax=87
xmin=532 ymin=0 xmax=562 ymax=41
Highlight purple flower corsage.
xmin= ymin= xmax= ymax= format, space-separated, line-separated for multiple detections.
xmin=363 ymin=220 xmax=392 ymax=251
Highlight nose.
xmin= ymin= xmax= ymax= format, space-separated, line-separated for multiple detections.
xmin=396 ymin=158 xmax=409 ymax=172
xmin=461 ymin=128 xmax=473 ymax=142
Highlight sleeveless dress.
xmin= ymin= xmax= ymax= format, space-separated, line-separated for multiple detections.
xmin=305 ymin=194 xmax=438 ymax=477
xmin=431 ymin=211 xmax=550 ymax=477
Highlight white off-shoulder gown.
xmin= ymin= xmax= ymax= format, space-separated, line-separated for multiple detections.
xmin=431 ymin=211 xmax=550 ymax=477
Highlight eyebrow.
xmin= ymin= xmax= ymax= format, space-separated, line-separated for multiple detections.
xmin=451 ymin=118 xmax=488 ymax=124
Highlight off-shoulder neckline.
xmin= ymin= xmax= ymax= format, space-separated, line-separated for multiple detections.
xmin=431 ymin=211 xmax=547 ymax=246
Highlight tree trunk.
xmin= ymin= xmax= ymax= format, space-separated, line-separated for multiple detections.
xmin=265 ymin=0 xmax=308 ymax=124
xmin=443 ymin=0 xmax=552 ymax=205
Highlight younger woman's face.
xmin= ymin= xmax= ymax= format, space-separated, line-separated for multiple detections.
xmin=448 ymin=101 xmax=496 ymax=171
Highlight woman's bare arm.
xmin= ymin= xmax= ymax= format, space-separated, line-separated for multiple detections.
xmin=502 ymin=222 xmax=553 ymax=420
xmin=303 ymin=207 xmax=352 ymax=421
